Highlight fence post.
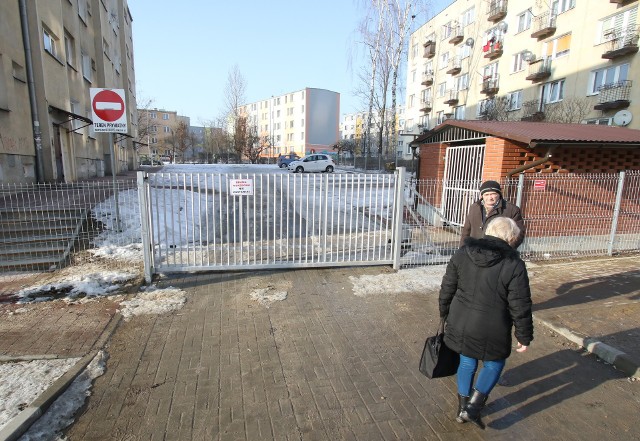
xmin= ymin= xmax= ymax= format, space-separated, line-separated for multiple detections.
xmin=137 ymin=171 xmax=153 ymax=283
xmin=392 ymin=167 xmax=406 ymax=270
xmin=516 ymin=173 xmax=525 ymax=208
xmin=608 ymin=171 xmax=626 ymax=256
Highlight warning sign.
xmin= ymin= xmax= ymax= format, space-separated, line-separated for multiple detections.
xmin=90 ymin=88 xmax=128 ymax=133
xmin=533 ymin=180 xmax=546 ymax=191
xmin=230 ymin=179 xmax=254 ymax=196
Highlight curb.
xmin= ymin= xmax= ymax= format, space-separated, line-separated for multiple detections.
xmin=0 ymin=313 xmax=122 ymax=441
xmin=533 ymin=315 xmax=640 ymax=379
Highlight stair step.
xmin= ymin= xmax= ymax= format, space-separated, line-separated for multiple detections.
xmin=0 ymin=209 xmax=87 ymax=222
xmin=0 ymin=256 xmax=66 ymax=270
xmin=0 ymin=234 xmax=76 ymax=245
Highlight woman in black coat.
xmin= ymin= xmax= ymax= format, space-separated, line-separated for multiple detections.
xmin=439 ymin=217 xmax=533 ymax=429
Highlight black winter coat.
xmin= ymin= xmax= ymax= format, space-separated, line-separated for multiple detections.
xmin=439 ymin=236 xmax=533 ymax=361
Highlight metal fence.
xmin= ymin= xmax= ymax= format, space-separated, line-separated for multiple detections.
xmin=1 ymin=170 xmax=639 ymax=296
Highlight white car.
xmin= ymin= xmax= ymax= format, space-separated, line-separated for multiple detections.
xmin=288 ymin=154 xmax=335 ymax=173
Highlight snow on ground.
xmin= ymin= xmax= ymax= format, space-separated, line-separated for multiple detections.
xmin=350 ymin=265 xmax=446 ymax=297
xmin=250 ymin=287 xmax=288 ymax=307
xmin=118 ymin=285 xmax=187 ymax=320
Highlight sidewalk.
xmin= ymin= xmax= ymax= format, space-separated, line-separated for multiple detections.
xmin=0 ymin=256 xmax=639 ymax=440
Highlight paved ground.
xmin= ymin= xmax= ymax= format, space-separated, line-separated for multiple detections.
xmin=1 ymin=256 xmax=639 ymax=440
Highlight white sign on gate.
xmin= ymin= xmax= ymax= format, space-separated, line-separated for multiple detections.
xmin=230 ymin=179 xmax=254 ymax=196
xmin=90 ymin=88 xmax=128 ymax=133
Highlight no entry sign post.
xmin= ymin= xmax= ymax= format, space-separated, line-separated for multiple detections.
xmin=90 ymin=88 xmax=128 ymax=231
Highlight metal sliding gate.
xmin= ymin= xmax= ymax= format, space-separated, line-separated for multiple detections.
xmin=138 ymin=170 xmax=406 ymax=280
xmin=441 ymin=144 xmax=485 ymax=226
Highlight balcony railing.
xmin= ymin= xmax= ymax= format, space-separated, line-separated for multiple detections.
xmin=525 ymin=57 xmax=552 ymax=82
xmin=483 ymin=38 xmax=504 ymax=59
xmin=449 ymin=25 xmax=464 ymax=44
xmin=487 ymin=0 xmax=507 ymax=22
xmin=594 ymin=80 xmax=632 ymax=110
xmin=421 ymin=71 xmax=434 ymax=86
xmin=481 ymin=76 xmax=500 ymax=95
xmin=419 ymin=99 xmax=433 ymax=113
xmin=443 ymin=90 xmax=459 ymax=105
xmin=602 ymin=29 xmax=639 ymax=59
xmin=520 ymin=99 xmax=545 ymax=121
xmin=423 ymin=40 xmax=436 ymax=58
xmin=446 ymin=56 xmax=462 ymax=75
xmin=531 ymin=11 xmax=557 ymax=39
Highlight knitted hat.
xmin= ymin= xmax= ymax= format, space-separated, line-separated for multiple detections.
xmin=479 ymin=180 xmax=502 ymax=196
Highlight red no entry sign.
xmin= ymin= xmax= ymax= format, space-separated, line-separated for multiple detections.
xmin=90 ymin=88 xmax=128 ymax=133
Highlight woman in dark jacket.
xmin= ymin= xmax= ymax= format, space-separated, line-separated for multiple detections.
xmin=439 ymin=216 xmax=533 ymax=429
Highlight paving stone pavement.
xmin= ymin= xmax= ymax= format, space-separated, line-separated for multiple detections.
xmin=57 ymin=262 xmax=640 ymax=441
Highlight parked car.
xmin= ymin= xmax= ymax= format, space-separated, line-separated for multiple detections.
xmin=277 ymin=153 xmax=300 ymax=168
xmin=288 ymin=154 xmax=335 ymax=173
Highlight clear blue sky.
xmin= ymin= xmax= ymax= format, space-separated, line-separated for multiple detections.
xmin=129 ymin=0 xmax=452 ymax=125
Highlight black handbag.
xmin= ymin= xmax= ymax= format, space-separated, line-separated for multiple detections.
xmin=419 ymin=318 xmax=460 ymax=379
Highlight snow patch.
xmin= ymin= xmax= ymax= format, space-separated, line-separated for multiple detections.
xmin=250 ymin=287 xmax=288 ymax=307
xmin=350 ymin=266 xmax=446 ymax=297
xmin=118 ymin=286 xmax=187 ymax=320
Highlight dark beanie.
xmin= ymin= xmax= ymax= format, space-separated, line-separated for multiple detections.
xmin=479 ymin=180 xmax=502 ymax=196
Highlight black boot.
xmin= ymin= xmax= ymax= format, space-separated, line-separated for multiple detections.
xmin=456 ymin=394 xmax=469 ymax=423
xmin=460 ymin=389 xmax=488 ymax=429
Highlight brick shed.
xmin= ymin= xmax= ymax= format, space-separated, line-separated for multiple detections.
xmin=408 ymin=121 xmax=640 ymax=250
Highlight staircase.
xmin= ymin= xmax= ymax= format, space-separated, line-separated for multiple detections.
xmin=0 ymin=208 xmax=89 ymax=271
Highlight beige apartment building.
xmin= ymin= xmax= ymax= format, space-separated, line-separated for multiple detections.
xmin=0 ymin=0 xmax=137 ymax=184
xmin=240 ymin=88 xmax=340 ymax=158
xmin=404 ymin=0 xmax=639 ymax=135
xmin=137 ymin=109 xmax=190 ymax=163
xmin=340 ymin=106 xmax=409 ymax=159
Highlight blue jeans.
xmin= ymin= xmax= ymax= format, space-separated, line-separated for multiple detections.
xmin=457 ymin=354 xmax=506 ymax=396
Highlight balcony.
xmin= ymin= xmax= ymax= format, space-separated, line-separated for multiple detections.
xmin=531 ymin=11 xmax=556 ymax=39
xmin=419 ymin=99 xmax=432 ymax=113
xmin=449 ymin=25 xmax=464 ymax=45
xmin=423 ymin=40 xmax=436 ymax=58
xmin=443 ymin=90 xmax=459 ymax=106
xmin=520 ymin=99 xmax=545 ymax=122
xmin=525 ymin=57 xmax=552 ymax=82
xmin=481 ymin=76 xmax=500 ymax=95
xmin=446 ymin=56 xmax=462 ymax=75
xmin=593 ymin=80 xmax=632 ymax=110
xmin=610 ymin=0 xmax=637 ymax=4
xmin=487 ymin=0 xmax=507 ymax=22
xmin=421 ymin=71 xmax=434 ymax=86
xmin=602 ymin=30 xmax=639 ymax=59
xmin=483 ymin=39 xmax=503 ymax=59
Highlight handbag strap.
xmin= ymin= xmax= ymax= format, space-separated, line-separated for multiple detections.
xmin=436 ymin=316 xmax=446 ymax=336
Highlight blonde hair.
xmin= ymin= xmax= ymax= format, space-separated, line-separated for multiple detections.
xmin=485 ymin=217 xmax=520 ymax=246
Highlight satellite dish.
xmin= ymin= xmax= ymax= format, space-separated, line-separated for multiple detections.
xmin=613 ymin=110 xmax=632 ymax=126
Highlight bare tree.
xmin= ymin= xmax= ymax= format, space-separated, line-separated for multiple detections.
xmin=170 ymin=120 xmax=195 ymax=163
xmin=544 ymin=97 xmax=593 ymax=123
xmin=223 ymin=65 xmax=248 ymax=160
xmin=135 ymin=95 xmax=155 ymax=160
xmin=481 ymin=96 xmax=519 ymax=121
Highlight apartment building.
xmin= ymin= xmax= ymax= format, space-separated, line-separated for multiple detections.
xmin=404 ymin=0 xmax=639 ymax=134
xmin=340 ymin=106 xmax=409 ymax=159
xmin=0 ymin=0 xmax=137 ymax=184
xmin=137 ymin=109 xmax=190 ymax=162
xmin=240 ymin=88 xmax=340 ymax=158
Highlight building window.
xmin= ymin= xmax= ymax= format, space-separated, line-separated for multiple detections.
xmin=81 ymin=52 xmax=92 ymax=82
xmin=541 ymin=79 xmax=565 ymax=105
xmin=436 ymin=111 xmax=445 ymax=124
xmin=412 ymin=42 xmax=418 ymax=59
xmin=460 ymin=6 xmax=475 ymax=27
xmin=437 ymin=82 xmax=447 ymax=97
xmin=458 ymin=43 xmax=471 ymax=59
xmin=598 ymin=7 xmax=638 ymax=44
xmin=584 ymin=117 xmax=612 ymax=125
xmin=507 ymin=90 xmax=523 ymax=110
xmin=440 ymin=51 xmax=449 ymax=69
xmin=512 ymin=52 xmax=526 ymax=73
xmin=441 ymin=22 xmax=452 ymax=40
xmin=43 ymin=28 xmax=58 ymax=58
xmin=78 ymin=1 xmax=88 ymax=23
xmin=164 ymin=126 xmax=171 ymax=133
xmin=70 ymin=101 xmax=81 ymax=130
xmin=477 ymin=98 xmax=492 ymax=117
xmin=64 ymin=31 xmax=75 ymax=67
xmin=517 ymin=9 xmax=532 ymax=33
xmin=456 ymin=74 xmax=469 ymax=91
xmin=0 ymin=55 xmax=9 ymax=110
xmin=483 ymin=62 xmax=499 ymax=82
xmin=544 ymin=33 xmax=571 ymax=59
xmin=552 ymin=0 xmax=575 ymax=15
xmin=453 ymin=106 xmax=465 ymax=120
xmin=150 ymin=112 xmax=157 ymax=119
xmin=163 ymin=113 xmax=169 ymax=120
xmin=589 ymin=63 xmax=629 ymax=95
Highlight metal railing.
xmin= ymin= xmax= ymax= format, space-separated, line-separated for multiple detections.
xmin=527 ymin=57 xmax=552 ymax=78
xmin=597 ymin=80 xmax=632 ymax=104
xmin=532 ymin=11 xmax=557 ymax=33
xmin=487 ymin=0 xmax=507 ymax=19
xmin=606 ymin=27 xmax=639 ymax=51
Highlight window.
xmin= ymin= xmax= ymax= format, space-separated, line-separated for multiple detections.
xmin=12 ymin=61 xmax=26 ymax=83
xmin=517 ymin=9 xmax=532 ymax=33
xmin=163 ymin=113 xmax=169 ymax=120
xmin=64 ymin=31 xmax=75 ymax=66
xmin=164 ymin=126 xmax=171 ymax=133
xmin=441 ymin=22 xmax=452 ymax=40
xmin=453 ymin=106 xmax=465 ymax=120
xmin=412 ymin=42 xmax=418 ymax=59
xmin=458 ymin=43 xmax=471 ymax=59
xmin=483 ymin=62 xmax=499 ymax=82
xmin=425 ymin=60 xmax=433 ymax=74
xmin=544 ymin=33 xmax=571 ymax=59
xmin=0 ymin=55 xmax=8 ymax=110
xmin=477 ymin=98 xmax=492 ymax=117
xmin=409 ymin=94 xmax=415 ymax=107
xmin=440 ymin=51 xmax=449 ymax=69
xmin=102 ymin=38 xmax=110 ymax=60
xmin=437 ymin=82 xmax=447 ymax=97
xmin=598 ymin=6 xmax=638 ymax=44
xmin=584 ymin=117 xmax=612 ymax=125
xmin=589 ymin=63 xmax=629 ymax=94
xmin=541 ymin=79 xmax=565 ymax=105
xmin=507 ymin=90 xmax=523 ymax=110
xmin=512 ymin=52 xmax=526 ymax=73
xmin=150 ymin=112 xmax=157 ymax=119
xmin=461 ymin=7 xmax=475 ymax=27
xmin=78 ymin=1 xmax=88 ymax=23
xmin=43 ymin=28 xmax=58 ymax=58
xmin=551 ymin=0 xmax=575 ymax=15
xmin=436 ymin=111 xmax=445 ymax=124
xmin=70 ymin=101 xmax=81 ymax=130
xmin=456 ymin=74 xmax=469 ymax=91
xmin=81 ymin=51 xmax=92 ymax=82
xmin=289 ymin=121 xmax=294 ymax=128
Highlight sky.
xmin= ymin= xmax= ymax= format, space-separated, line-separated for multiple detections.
xmin=129 ymin=0 xmax=453 ymax=125
xmin=0 ymin=163 xmax=447 ymax=440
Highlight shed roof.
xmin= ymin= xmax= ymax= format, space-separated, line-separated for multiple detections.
xmin=411 ymin=120 xmax=640 ymax=146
